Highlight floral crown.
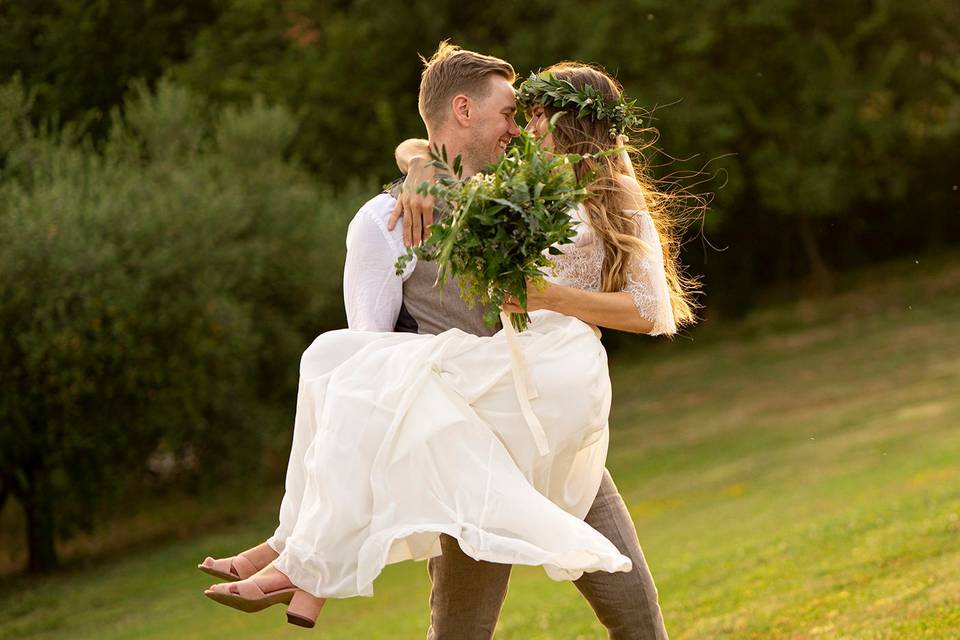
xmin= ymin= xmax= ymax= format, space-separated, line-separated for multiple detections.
xmin=516 ymin=71 xmax=643 ymax=139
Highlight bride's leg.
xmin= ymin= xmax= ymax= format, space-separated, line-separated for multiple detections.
xmin=272 ymin=350 xmax=629 ymax=599
xmin=265 ymin=372 xmax=328 ymax=554
xmin=266 ymin=330 xmax=396 ymax=553
xmin=201 ymin=331 xmax=391 ymax=577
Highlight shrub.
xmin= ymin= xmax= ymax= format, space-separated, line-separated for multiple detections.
xmin=0 ymin=76 xmax=371 ymax=571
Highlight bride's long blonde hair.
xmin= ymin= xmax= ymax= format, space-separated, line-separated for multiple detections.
xmin=537 ymin=62 xmax=702 ymax=330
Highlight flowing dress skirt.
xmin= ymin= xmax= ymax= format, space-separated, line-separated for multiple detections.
xmin=265 ymin=310 xmax=632 ymax=598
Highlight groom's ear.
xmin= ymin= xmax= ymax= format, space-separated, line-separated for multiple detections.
xmin=451 ymin=94 xmax=472 ymax=127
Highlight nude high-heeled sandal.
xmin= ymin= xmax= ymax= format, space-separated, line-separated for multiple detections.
xmin=286 ymin=590 xmax=326 ymax=628
xmin=198 ymin=542 xmax=278 ymax=581
xmin=204 ymin=580 xmax=326 ymax=628
xmin=197 ymin=554 xmax=259 ymax=581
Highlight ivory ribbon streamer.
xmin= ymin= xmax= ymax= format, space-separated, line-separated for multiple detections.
xmin=499 ymin=311 xmax=550 ymax=456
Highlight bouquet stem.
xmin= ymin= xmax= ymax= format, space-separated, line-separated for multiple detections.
xmin=507 ymin=311 xmax=531 ymax=333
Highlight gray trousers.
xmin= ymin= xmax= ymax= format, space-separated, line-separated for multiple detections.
xmin=425 ymin=468 xmax=669 ymax=640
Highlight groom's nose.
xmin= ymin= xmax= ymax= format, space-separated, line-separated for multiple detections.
xmin=508 ymin=117 xmax=521 ymax=137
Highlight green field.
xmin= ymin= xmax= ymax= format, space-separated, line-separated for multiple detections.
xmin=2 ymin=253 xmax=959 ymax=639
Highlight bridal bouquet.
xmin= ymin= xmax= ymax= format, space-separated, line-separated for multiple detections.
xmin=394 ymin=129 xmax=589 ymax=332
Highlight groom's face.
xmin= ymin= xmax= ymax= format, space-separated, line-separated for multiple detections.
xmin=464 ymin=75 xmax=521 ymax=168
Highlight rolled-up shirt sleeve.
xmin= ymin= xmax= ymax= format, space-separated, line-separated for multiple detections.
xmin=342 ymin=195 xmax=412 ymax=331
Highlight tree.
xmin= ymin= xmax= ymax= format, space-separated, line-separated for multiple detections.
xmin=0 ymin=0 xmax=220 ymax=138
xmin=0 ymin=77 xmax=362 ymax=571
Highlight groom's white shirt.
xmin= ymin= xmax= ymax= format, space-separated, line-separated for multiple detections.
xmin=342 ymin=193 xmax=417 ymax=331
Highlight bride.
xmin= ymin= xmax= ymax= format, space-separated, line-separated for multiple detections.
xmin=201 ymin=62 xmax=698 ymax=628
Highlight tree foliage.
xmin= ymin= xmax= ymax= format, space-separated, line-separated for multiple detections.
xmin=0 ymin=0 xmax=220 ymax=137
xmin=169 ymin=0 xmax=960 ymax=305
xmin=0 ymin=76 xmax=367 ymax=571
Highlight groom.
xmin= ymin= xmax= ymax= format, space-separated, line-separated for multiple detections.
xmin=342 ymin=42 xmax=668 ymax=640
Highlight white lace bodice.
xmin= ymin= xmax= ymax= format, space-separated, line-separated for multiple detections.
xmin=545 ymin=205 xmax=676 ymax=336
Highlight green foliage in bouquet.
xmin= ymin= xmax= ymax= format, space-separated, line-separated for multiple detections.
xmin=394 ymin=128 xmax=591 ymax=333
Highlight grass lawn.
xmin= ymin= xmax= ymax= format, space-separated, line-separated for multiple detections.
xmin=2 ymin=252 xmax=959 ymax=639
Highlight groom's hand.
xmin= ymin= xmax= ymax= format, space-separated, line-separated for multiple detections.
xmin=388 ymin=157 xmax=437 ymax=247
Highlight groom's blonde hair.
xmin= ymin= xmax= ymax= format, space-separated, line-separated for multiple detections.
xmin=418 ymin=41 xmax=515 ymax=132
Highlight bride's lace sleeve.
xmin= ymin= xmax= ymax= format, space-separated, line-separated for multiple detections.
xmin=625 ymin=211 xmax=676 ymax=336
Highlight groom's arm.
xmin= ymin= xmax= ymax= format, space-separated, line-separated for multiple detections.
xmin=343 ymin=201 xmax=405 ymax=331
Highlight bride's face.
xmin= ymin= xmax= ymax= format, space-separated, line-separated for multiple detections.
xmin=524 ymin=104 xmax=555 ymax=151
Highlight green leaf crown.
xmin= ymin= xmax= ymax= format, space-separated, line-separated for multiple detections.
xmin=516 ymin=72 xmax=643 ymax=139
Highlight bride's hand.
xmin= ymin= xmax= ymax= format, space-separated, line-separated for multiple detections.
xmin=388 ymin=156 xmax=437 ymax=247
xmin=501 ymin=280 xmax=559 ymax=313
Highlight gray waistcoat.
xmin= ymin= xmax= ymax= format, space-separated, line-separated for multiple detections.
xmin=387 ymin=180 xmax=500 ymax=337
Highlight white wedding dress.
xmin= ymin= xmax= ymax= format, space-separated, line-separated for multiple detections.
xmin=265 ymin=205 xmax=676 ymax=599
